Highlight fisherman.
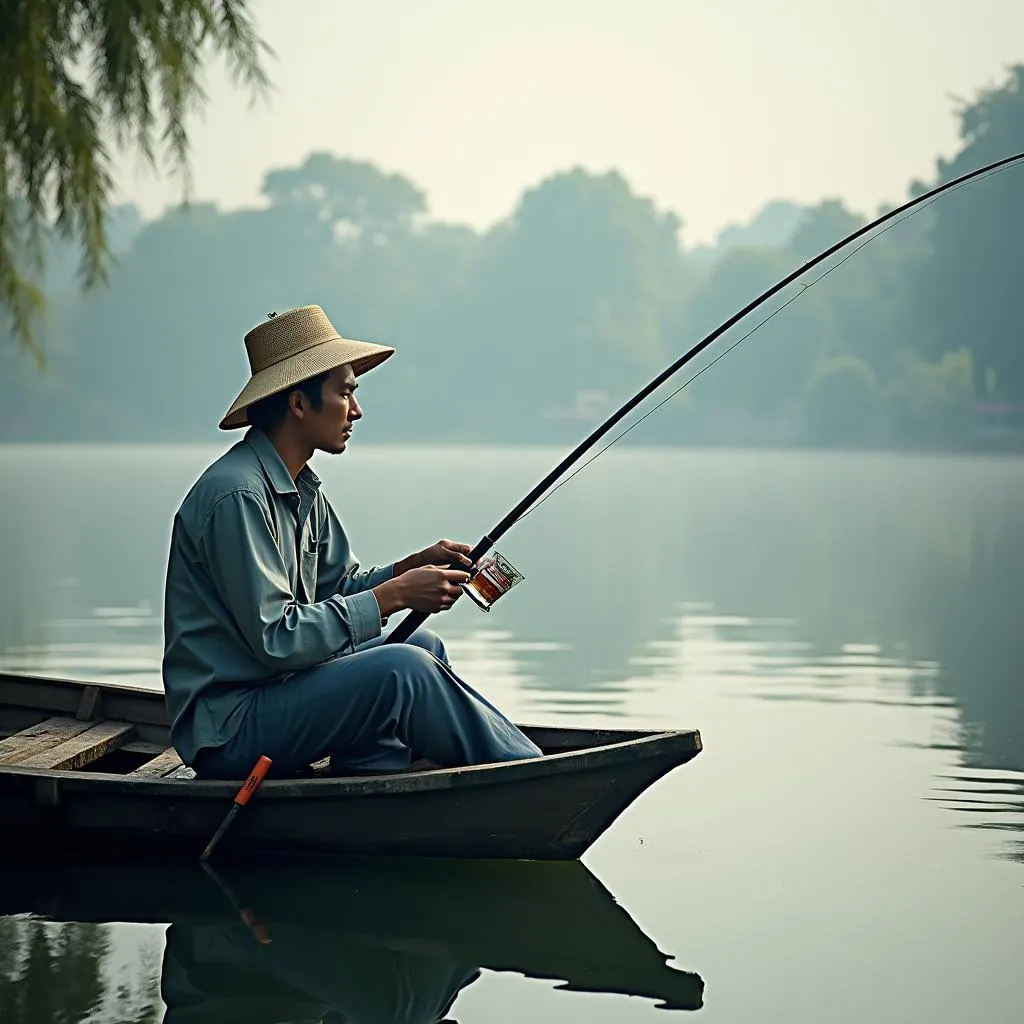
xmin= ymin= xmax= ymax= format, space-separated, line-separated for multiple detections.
xmin=160 ymin=304 xmax=542 ymax=779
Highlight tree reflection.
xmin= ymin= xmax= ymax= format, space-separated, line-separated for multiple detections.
xmin=0 ymin=918 xmax=160 ymax=1024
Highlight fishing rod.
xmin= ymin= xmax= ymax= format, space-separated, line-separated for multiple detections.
xmin=384 ymin=147 xmax=1024 ymax=646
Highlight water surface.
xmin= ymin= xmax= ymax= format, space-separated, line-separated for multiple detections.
xmin=1 ymin=444 xmax=1022 ymax=1022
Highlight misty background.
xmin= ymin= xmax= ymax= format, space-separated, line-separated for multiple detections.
xmin=2 ymin=1 xmax=1023 ymax=449
xmin=3 ymin=7 xmax=1024 ymax=1022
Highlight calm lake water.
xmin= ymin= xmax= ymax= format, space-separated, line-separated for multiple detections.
xmin=1 ymin=443 xmax=1023 ymax=1023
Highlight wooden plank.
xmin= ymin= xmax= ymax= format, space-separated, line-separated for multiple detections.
xmin=75 ymin=685 xmax=102 ymax=721
xmin=0 ymin=717 xmax=94 ymax=766
xmin=16 ymin=721 xmax=136 ymax=771
xmin=1 ymin=706 xmax=65 ymax=737
xmin=5 ymin=712 xmax=167 ymax=751
xmin=129 ymin=747 xmax=184 ymax=778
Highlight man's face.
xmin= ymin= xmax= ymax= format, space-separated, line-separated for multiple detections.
xmin=302 ymin=364 xmax=363 ymax=454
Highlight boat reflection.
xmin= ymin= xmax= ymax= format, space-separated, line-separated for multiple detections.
xmin=0 ymin=855 xmax=704 ymax=1021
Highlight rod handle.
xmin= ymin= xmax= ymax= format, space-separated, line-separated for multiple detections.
xmin=233 ymin=755 xmax=272 ymax=806
xmin=386 ymin=539 xmax=495 ymax=644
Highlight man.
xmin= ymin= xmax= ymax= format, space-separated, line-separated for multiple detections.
xmin=161 ymin=304 xmax=541 ymax=779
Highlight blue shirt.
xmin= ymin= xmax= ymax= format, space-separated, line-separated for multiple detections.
xmin=161 ymin=427 xmax=394 ymax=763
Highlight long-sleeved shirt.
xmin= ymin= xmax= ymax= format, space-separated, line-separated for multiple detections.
xmin=161 ymin=426 xmax=394 ymax=764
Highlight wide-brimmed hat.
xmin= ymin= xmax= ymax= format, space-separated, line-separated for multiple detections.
xmin=219 ymin=305 xmax=395 ymax=429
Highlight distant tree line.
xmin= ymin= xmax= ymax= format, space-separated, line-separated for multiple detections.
xmin=3 ymin=64 xmax=1023 ymax=449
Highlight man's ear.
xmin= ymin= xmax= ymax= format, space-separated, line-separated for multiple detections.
xmin=288 ymin=389 xmax=305 ymax=418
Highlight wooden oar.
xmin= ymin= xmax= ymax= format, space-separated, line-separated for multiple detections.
xmin=200 ymin=754 xmax=272 ymax=861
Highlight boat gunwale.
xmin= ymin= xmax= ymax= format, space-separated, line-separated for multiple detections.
xmin=0 ymin=670 xmax=702 ymax=798
xmin=0 ymin=727 xmax=701 ymax=798
xmin=0 ymin=671 xmax=163 ymax=701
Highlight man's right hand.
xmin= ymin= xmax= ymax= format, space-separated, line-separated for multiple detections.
xmin=372 ymin=566 xmax=471 ymax=617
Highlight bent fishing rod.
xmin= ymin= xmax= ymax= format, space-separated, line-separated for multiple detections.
xmin=385 ymin=147 xmax=1024 ymax=646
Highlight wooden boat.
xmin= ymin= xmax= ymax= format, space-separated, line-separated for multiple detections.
xmin=0 ymin=853 xmax=705 ymax=1013
xmin=0 ymin=671 xmax=702 ymax=860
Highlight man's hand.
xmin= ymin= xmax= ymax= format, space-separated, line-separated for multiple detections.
xmin=395 ymin=539 xmax=473 ymax=576
xmin=373 ymin=566 xmax=471 ymax=617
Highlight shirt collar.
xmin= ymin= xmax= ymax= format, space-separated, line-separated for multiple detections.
xmin=244 ymin=427 xmax=322 ymax=497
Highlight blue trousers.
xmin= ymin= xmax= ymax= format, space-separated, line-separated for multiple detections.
xmin=193 ymin=627 xmax=542 ymax=779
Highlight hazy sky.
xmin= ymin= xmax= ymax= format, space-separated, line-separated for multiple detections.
xmin=112 ymin=0 xmax=1024 ymax=244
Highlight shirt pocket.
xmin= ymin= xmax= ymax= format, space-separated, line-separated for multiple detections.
xmin=298 ymin=534 xmax=319 ymax=603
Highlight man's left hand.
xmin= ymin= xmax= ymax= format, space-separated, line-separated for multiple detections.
xmin=399 ymin=539 xmax=474 ymax=575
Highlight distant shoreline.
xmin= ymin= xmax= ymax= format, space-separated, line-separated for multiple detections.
xmin=2 ymin=437 xmax=1023 ymax=457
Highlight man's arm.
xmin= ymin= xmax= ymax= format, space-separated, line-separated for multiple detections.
xmin=202 ymin=489 xmax=383 ymax=672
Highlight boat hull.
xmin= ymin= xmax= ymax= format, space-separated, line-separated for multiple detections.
xmin=0 ymin=672 xmax=701 ymax=860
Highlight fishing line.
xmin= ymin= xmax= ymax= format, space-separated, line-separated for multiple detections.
xmin=511 ymin=160 xmax=1013 ymax=525
xmin=512 ymin=293 xmax=802 ymax=524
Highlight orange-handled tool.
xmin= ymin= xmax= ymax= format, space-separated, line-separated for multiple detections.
xmin=200 ymin=754 xmax=272 ymax=862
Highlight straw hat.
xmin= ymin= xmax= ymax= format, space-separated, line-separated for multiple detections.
xmin=219 ymin=305 xmax=395 ymax=429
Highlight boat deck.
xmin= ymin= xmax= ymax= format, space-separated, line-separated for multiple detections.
xmin=0 ymin=706 xmax=192 ymax=778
